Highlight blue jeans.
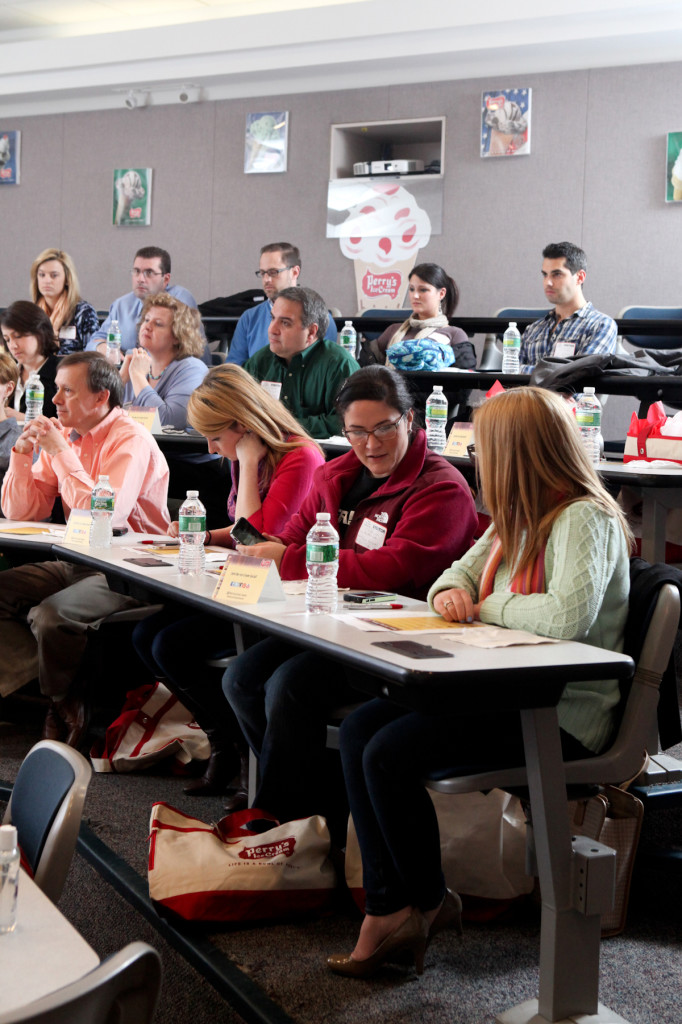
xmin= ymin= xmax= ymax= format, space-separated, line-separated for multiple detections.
xmin=339 ymin=698 xmax=591 ymax=916
xmin=222 ymin=636 xmax=363 ymax=836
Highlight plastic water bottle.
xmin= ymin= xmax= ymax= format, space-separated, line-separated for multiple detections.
xmin=425 ymin=385 xmax=448 ymax=454
xmin=24 ymin=371 xmax=44 ymax=421
xmin=576 ymin=387 xmax=602 ymax=466
xmin=105 ymin=320 xmax=122 ymax=366
xmin=305 ymin=512 xmax=339 ymax=614
xmin=0 ymin=824 xmax=19 ymax=934
xmin=502 ymin=321 xmax=521 ymax=374
xmin=339 ymin=320 xmax=357 ymax=359
xmin=179 ymin=490 xmax=206 ymax=576
xmin=90 ymin=474 xmax=115 ymax=548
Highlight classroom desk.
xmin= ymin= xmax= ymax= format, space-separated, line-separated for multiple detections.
xmin=1 ymin=869 xmax=100 ymax=1014
xmin=52 ymin=540 xmax=634 ymax=1024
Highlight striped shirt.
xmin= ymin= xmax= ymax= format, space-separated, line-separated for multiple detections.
xmin=520 ymin=302 xmax=617 ymax=372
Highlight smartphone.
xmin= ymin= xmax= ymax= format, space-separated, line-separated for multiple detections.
xmin=124 ymin=557 xmax=173 ymax=567
xmin=344 ymin=591 xmax=400 ymax=604
xmin=113 ymin=527 xmax=128 ymax=537
xmin=231 ymin=517 xmax=267 ymax=546
xmin=372 ymin=640 xmax=454 ymax=660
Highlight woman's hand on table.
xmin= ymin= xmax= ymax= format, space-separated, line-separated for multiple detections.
xmin=434 ymin=588 xmax=481 ymax=623
xmin=235 ymin=537 xmax=286 ymax=570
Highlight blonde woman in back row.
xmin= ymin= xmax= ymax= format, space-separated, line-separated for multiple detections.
xmin=30 ymin=247 xmax=99 ymax=354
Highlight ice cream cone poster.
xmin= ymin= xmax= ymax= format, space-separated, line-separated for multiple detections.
xmin=244 ymin=111 xmax=288 ymax=174
xmin=666 ymin=132 xmax=682 ymax=202
xmin=330 ymin=181 xmax=433 ymax=312
xmin=481 ymin=89 xmax=531 ymax=158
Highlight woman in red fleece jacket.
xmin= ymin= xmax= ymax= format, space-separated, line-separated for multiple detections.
xmin=222 ymin=365 xmax=477 ymax=839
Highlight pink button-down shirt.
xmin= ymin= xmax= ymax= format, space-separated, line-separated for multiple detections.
xmin=1 ymin=407 xmax=171 ymax=535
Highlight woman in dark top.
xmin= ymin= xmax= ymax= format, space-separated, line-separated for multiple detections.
xmin=30 ymin=248 xmax=99 ymax=355
xmin=375 ymin=263 xmax=476 ymax=371
xmin=0 ymin=301 xmax=59 ymax=420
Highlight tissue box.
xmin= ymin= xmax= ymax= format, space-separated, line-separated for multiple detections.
xmin=624 ymin=402 xmax=682 ymax=464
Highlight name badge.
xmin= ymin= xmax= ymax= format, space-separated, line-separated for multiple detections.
xmin=261 ymin=381 xmax=282 ymax=401
xmin=59 ymin=325 xmax=77 ymax=340
xmin=553 ymin=340 xmax=575 ymax=358
xmin=355 ymin=517 xmax=387 ymax=550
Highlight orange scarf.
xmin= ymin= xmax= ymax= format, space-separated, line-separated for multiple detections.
xmin=478 ymin=534 xmax=546 ymax=602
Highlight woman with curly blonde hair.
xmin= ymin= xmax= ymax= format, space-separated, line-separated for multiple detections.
xmin=120 ymin=291 xmax=207 ymax=428
xmin=30 ymin=248 xmax=99 ymax=354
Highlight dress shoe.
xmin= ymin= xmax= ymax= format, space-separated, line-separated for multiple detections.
xmin=42 ymin=703 xmax=65 ymax=742
xmin=55 ymin=695 xmax=89 ymax=749
xmin=327 ymin=908 xmax=429 ymax=978
xmin=426 ymin=888 xmax=463 ymax=947
xmin=184 ymin=748 xmax=238 ymax=796
xmin=223 ymin=751 xmax=249 ymax=813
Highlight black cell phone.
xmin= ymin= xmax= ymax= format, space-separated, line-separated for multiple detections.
xmin=231 ymin=517 xmax=267 ymax=546
xmin=124 ymin=557 xmax=173 ymax=567
xmin=344 ymin=591 xmax=399 ymax=604
xmin=113 ymin=527 xmax=128 ymax=537
xmin=372 ymin=640 xmax=454 ymax=660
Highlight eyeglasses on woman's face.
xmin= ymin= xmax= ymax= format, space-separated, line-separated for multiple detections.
xmin=342 ymin=412 xmax=407 ymax=445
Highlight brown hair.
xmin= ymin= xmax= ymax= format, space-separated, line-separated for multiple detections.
xmin=0 ymin=300 xmax=59 ymax=358
xmin=474 ymin=386 xmax=631 ymax=575
xmin=138 ymin=292 xmax=204 ymax=359
xmin=0 ymin=350 xmax=19 ymax=405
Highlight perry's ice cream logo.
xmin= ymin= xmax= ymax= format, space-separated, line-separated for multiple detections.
xmin=336 ymin=183 xmax=431 ymax=311
xmin=239 ymin=837 xmax=296 ymax=860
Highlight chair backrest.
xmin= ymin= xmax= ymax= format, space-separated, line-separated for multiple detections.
xmin=358 ymin=308 xmax=408 ymax=340
xmin=480 ymin=307 xmax=548 ymax=370
xmin=426 ymin=582 xmax=680 ymax=796
xmin=618 ymin=305 xmax=682 ymax=350
xmin=3 ymin=740 xmax=91 ymax=903
xmin=0 ymin=942 xmax=162 ymax=1024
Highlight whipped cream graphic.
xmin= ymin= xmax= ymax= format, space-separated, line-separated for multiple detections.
xmin=338 ymin=183 xmax=431 ymax=266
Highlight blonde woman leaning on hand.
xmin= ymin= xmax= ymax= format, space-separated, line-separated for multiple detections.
xmin=30 ymin=248 xmax=99 ymax=354
xmin=131 ymin=363 xmax=325 ymax=804
xmin=330 ymin=386 xmax=632 ymax=980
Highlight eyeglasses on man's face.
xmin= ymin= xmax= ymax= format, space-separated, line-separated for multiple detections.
xmin=254 ymin=267 xmax=292 ymax=280
xmin=131 ymin=268 xmax=164 ymax=279
xmin=342 ymin=413 xmax=406 ymax=445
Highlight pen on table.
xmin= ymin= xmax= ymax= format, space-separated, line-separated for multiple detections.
xmin=356 ymin=603 xmax=403 ymax=610
xmin=138 ymin=540 xmax=180 ymax=546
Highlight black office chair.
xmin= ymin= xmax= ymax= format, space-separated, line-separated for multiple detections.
xmin=479 ymin=307 xmax=548 ymax=369
xmin=3 ymin=740 xmax=91 ymax=904
xmin=618 ymin=305 xmax=682 ymax=351
xmin=0 ymin=941 xmax=162 ymax=1024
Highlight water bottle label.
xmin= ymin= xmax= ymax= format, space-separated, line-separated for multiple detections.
xmin=503 ymin=337 xmax=521 ymax=348
xmin=425 ymin=405 xmax=447 ymax=419
xmin=91 ymin=496 xmax=114 ymax=511
xmin=26 ymin=388 xmax=44 ymax=401
xmin=179 ymin=515 xmax=206 ymax=532
xmin=306 ymin=542 xmax=338 ymax=563
xmin=576 ymin=412 xmax=601 ymax=428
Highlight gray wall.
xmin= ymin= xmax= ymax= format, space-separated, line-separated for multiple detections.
xmin=0 ymin=60 xmax=679 ymax=322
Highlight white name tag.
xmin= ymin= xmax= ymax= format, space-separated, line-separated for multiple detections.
xmin=553 ymin=340 xmax=575 ymax=358
xmin=261 ymin=380 xmax=282 ymax=400
xmin=59 ymin=325 xmax=77 ymax=340
xmin=355 ymin=517 xmax=387 ymax=550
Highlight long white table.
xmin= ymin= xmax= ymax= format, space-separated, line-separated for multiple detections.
xmin=46 ymin=538 xmax=636 ymax=1024
xmin=1 ymin=869 xmax=100 ymax=1014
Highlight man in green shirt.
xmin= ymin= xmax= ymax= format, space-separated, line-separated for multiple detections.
xmin=244 ymin=287 xmax=359 ymax=438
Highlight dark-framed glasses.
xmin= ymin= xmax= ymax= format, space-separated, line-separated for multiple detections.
xmin=342 ymin=413 xmax=406 ymax=445
xmin=131 ymin=268 xmax=163 ymax=279
xmin=254 ymin=267 xmax=290 ymax=279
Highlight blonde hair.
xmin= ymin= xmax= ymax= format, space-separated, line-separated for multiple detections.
xmin=474 ymin=386 xmax=631 ymax=575
xmin=30 ymin=248 xmax=81 ymax=336
xmin=0 ymin=350 xmax=19 ymax=404
xmin=187 ymin=363 xmax=323 ymax=487
xmin=139 ymin=292 xmax=205 ymax=359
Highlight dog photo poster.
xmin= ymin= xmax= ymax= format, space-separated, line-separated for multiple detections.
xmin=666 ymin=131 xmax=682 ymax=202
xmin=481 ymin=90 xmax=531 ymax=158
xmin=0 ymin=131 xmax=21 ymax=185
xmin=112 ymin=168 xmax=152 ymax=226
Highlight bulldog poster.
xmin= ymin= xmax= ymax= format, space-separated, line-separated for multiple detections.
xmin=113 ymin=168 xmax=152 ymax=226
xmin=0 ymin=131 xmax=20 ymax=185
xmin=481 ymin=89 xmax=531 ymax=158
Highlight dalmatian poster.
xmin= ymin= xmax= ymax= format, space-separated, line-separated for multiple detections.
xmin=480 ymin=90 xmax=531 ymax=158
xmin=112 ymin=168 xmax=152 ymax=226
xmin=0 ymin=131 xmax=20 ymax=185
xmin=244 ymin=111 xmax=288 ymax=174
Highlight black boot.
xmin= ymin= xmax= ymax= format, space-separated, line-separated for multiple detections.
xmin=223 ymin=749 xmax=250 ymax=813
xmin=184 ymin=731 xmax=239 ymax=795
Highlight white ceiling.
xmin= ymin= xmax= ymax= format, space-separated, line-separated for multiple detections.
xmin=0 ymin=0 xmax=681 ymax=116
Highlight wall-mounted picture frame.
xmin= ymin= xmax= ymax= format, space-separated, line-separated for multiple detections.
xmin=113 ymin=168 xmax=152 ymax=226
xmin=0 ymin=130 xmax=21 ymax=185
xmin=244 ymin=111 xmax=288 ymax=174
xmin=481 ymin=90 xmax=531 ymax=158
xmin=666 ymin=131 xmax=682 ymax=202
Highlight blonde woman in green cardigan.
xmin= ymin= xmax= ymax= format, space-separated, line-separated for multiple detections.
xmin=328 ymin=386 xmax=632 ymax=980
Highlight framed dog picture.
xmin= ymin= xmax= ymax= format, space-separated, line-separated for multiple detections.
xmin=112 ymin=168 xmax=152 ymax=226
xmin=480 ymin=90 xmax=531 ymax=158
xmin=666 ymin=131 xmax=682 ymax=203
xmin=0 ymin=130 xmax=21 ymax=185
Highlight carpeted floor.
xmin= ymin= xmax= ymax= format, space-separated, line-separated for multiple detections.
xmin=1 ymin=696 xmax=681 ymax=1024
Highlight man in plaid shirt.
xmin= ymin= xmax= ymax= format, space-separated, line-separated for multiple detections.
xmin=520 ymin=241 xmax=617 ymax=372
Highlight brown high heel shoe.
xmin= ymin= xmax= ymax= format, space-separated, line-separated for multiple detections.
xmin=426 ymin=889 xmax=463 ymax=947
xmin=327 ymin=909 xmax=429 ymax=979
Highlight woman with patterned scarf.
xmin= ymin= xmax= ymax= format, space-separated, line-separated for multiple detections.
xmin=328 ymin=386 xmax=632 ymax=979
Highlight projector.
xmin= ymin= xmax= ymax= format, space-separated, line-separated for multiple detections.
xmin=369 ymin=159 xmax=424 ymax=174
